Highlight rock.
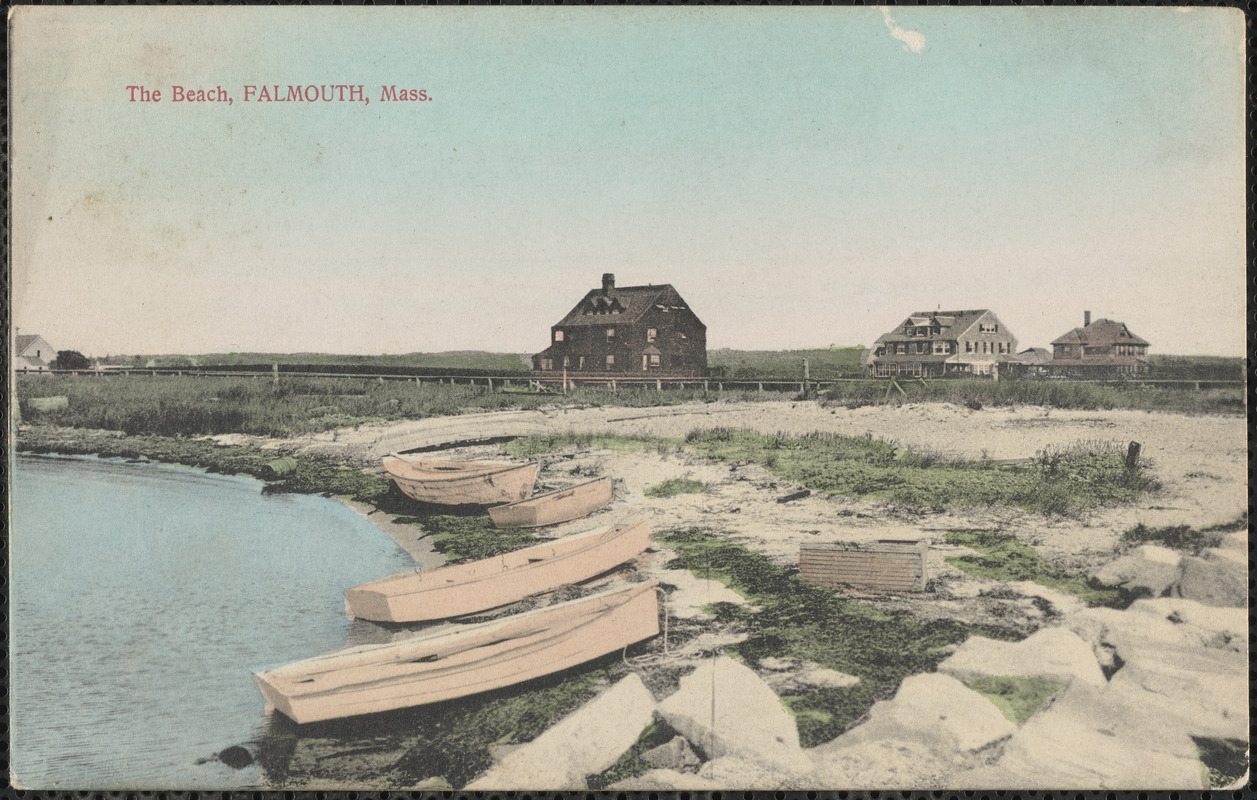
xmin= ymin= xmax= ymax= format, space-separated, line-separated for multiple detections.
xmin=1217 ymin=530 xmax=1246 ymax=555
xmin=761 ymin=660 xmax=860 ymax=694
xmin=657 ymin=656 xmax=812 ymax=773
xmin=699 ymin=755 xmax=815 ymax=788
xmin=1093 ymin=545 xmax=1182 ymax=596
xmin=937 ymin=627 xmax=1106 ymax=688
xmin=661 ymin=568 xmax=753 ymax=620
xmin=1005 ymin=581 xmax=1087 ymax=617
xmin=1107 ymin=642 xmax=1247 ymax=740
xmin=639 ymin=736 xmax=701 ymax=772
xmin=795 ymin=664 xmax=860 ymax=690
xmin=465 ymin=673 xmax=656 ymax=789
xmin=809 ymin=738 xmax=962 ymax=789
xmin=608 ymin=768 xmax=723 ymax=790
xmin=812 ymin=673 xmax=1014 ymax=758
xmin=1174 ymin=550 xmax=1246 ymax=607
xmin=758 ymin=656 xmax=799 ymax=671
xmin=962 ymin=681 xmax=1206 ymax=788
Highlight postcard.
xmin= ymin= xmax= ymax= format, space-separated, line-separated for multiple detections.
xmin=9 ymin=5 xmax=1248 ymax=791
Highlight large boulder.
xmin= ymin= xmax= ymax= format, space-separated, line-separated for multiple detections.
xmin=960 ymin=681 xmax=1206 ymax=789
xmin=698 ymin=755 xmax=816 ymax=789
xmin=1093 ymin=545 xmax=1182 ymax=596
xmin=608 ymin=769 xmax=722 ymax=790
xmin=1174 ymin=549 xmax=1246 ymax=607
xmin=1106 ymin=643 xmax=1247 ymax=740
xmin=639 ymin=736 xmax=701 ymax=772
xmin=657 ymin=656 xmax=812 ymax=773
xmin=809 ymin=738 xmax=962 ymax=789
xmin=937 ymin=627 xmax=1106 ymax=688
xmin=466 ymin=673 xmax=656 ymax=789
xmin=812 ymin=673 xmax=1015 ymax=758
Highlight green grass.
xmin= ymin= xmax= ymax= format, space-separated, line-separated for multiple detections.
xmin=16 ymin=376 xmax=780 ymax=438
xmin=502 ymin=432 xmax=680 ymax=458
xmin=504 ymin=429 xmax=1159 ymax=515
xmin=683 ymin=429 xmax=1158 ymax=515
xmin=658 ymin=530 xmax=1021 ymax=747
xmin=966 ymin=676 xmax=1064 ymax=724
xmin=103 ymin=350 xmax=532 ymax=372
xmin=644 ymin=478 xmax=706 ymax=498
xmin=1120 ymin=516 xmax=1247 ymax=554
xmin=944 ymin=530 xmax=1149 ymax=609
xmin=820 ymin=379 xmax=1243 ymax=415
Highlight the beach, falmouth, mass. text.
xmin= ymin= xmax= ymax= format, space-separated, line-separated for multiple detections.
xmin=125 ymin=85 xmax=431 ymax=106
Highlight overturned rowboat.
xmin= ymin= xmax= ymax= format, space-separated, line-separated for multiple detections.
xmin=255 ymin=581 xmax=660 ymax=724
xmin=488 ymin=477 xmax=614 ymax=529
xmin=345 ymin=519 xmax=651 ymax=622
xmin=382 ymin=458 xmax=537 ymax=506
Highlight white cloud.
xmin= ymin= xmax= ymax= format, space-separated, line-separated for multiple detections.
xmin=880 ymin=7 xmax=926 ymax=54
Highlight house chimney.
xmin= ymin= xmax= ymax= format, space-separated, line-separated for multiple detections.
xmin=602 ymin=273 xmax=615 ymax=293
xmin=1084 ymin=310 xmax=1091 ymax=327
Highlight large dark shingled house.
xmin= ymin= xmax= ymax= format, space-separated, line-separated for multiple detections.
xmin=532 ymin=274 xmax=706 ymax=381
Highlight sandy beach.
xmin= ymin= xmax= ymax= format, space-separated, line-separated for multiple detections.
xmin=245 ymin=399 xmax=1247 ymax=790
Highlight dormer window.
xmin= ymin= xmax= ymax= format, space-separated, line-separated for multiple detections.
xmin=979 ymin=323 xmax=998 ymax=333
xmin=606 ymin=328 xmax=615 ymax=338
xmin=554 ymin=330 xmax=564 ymax=342
xmin=647 ymin=328 xmax=657 ymax=342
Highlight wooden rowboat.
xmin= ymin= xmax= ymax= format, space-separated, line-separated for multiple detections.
xmin=345 ymin=519 xmax=651 ymax=622
xmin=488 ymin=477 xmax=614 ymax=528
xmin=382 ymin=458 xmax=537 ymax=506
xmin=256 ymin=581 xmax=659 ymax=724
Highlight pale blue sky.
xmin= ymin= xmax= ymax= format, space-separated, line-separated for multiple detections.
xmin=11 ymin=7 xmax=1245 ymax=356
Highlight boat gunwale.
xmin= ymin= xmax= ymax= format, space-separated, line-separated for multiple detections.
xmin=260 ymin=581 xmax=657 ymax=689
xmin=489 ymin=476 xmax=613 ymax=511
xmin=348 ymin=520 xmax=649 ymax=600
xmin=383 ymin=458 xmax=535 ymax=483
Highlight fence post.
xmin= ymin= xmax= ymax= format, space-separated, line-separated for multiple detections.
xmin=1125 ymin=441 xmax=1142 ymax=470
xmin=272 ymin=363 xmax=279 ymax=387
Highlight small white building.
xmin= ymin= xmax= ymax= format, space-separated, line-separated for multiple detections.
xmin=15 ymin=334 xmax=57 ymax=372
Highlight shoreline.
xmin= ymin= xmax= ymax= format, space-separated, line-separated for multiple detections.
xmin=335 ymin=495 xmax=446 ymax=569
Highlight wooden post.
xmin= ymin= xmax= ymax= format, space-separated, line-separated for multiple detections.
xmin=562 ymin=368 xmax=568 ymax=395
xmin=656 ymin=379 xmax=662 ymax=391
xmin=803 ymin=357 xmax=810 ymax=396
xmin=272 ymin=363 xmax=279 ymax=387
xmin=1125 ymin=441 xmax=1142 ymax=470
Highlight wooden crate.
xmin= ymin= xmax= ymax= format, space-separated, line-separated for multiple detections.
xmin=798 ymin=539 xmax=929 ymax=594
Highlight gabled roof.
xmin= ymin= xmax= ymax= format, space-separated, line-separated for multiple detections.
xmin=553 ymin=283 xmax=700 ymax=328
xmin=1051 ymin=319 xmax=1149 ymax=347
xmin=876 ymin=309 xmax=1002 ymax=344
xmin=15 ymin=334 xmax=42 ymax=354
xmin=1016 ymin=347 xmax=1053 ymax=365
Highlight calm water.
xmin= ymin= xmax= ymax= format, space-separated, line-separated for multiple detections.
xmin=10 ymin=454 xmax=417 ymax=789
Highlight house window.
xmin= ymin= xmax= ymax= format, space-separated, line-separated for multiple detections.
xmin=679 ymin=333 xmax=687 ymax=340
xmin=562 ymin=356 xmax=570 ymax=368
xmin=647 ymin=328 xmax=657 ymax=342
xmin=897 ymin=344 xmax=906 ymax=355
xmin=541 ymin=358 xmax=553 ymax=370
xmin=554 ymin=330 xmax=564 ymax=342
xmin=965 ymin=341 xmax=973 ymax=353
xmin=979 ymin=323 xmax=998 ymax=333
xmin=606 ymin=355 xmax=615 ymax=368
xmin=933 ymin=342 xmax=949 ymax=354
xmin=606 ymin=328 xmax=615 ymax=338
xmin=650 ymin=354 xmax=660 ymax=367
xmin=916 ymin=342 xmax=926 ymax=354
